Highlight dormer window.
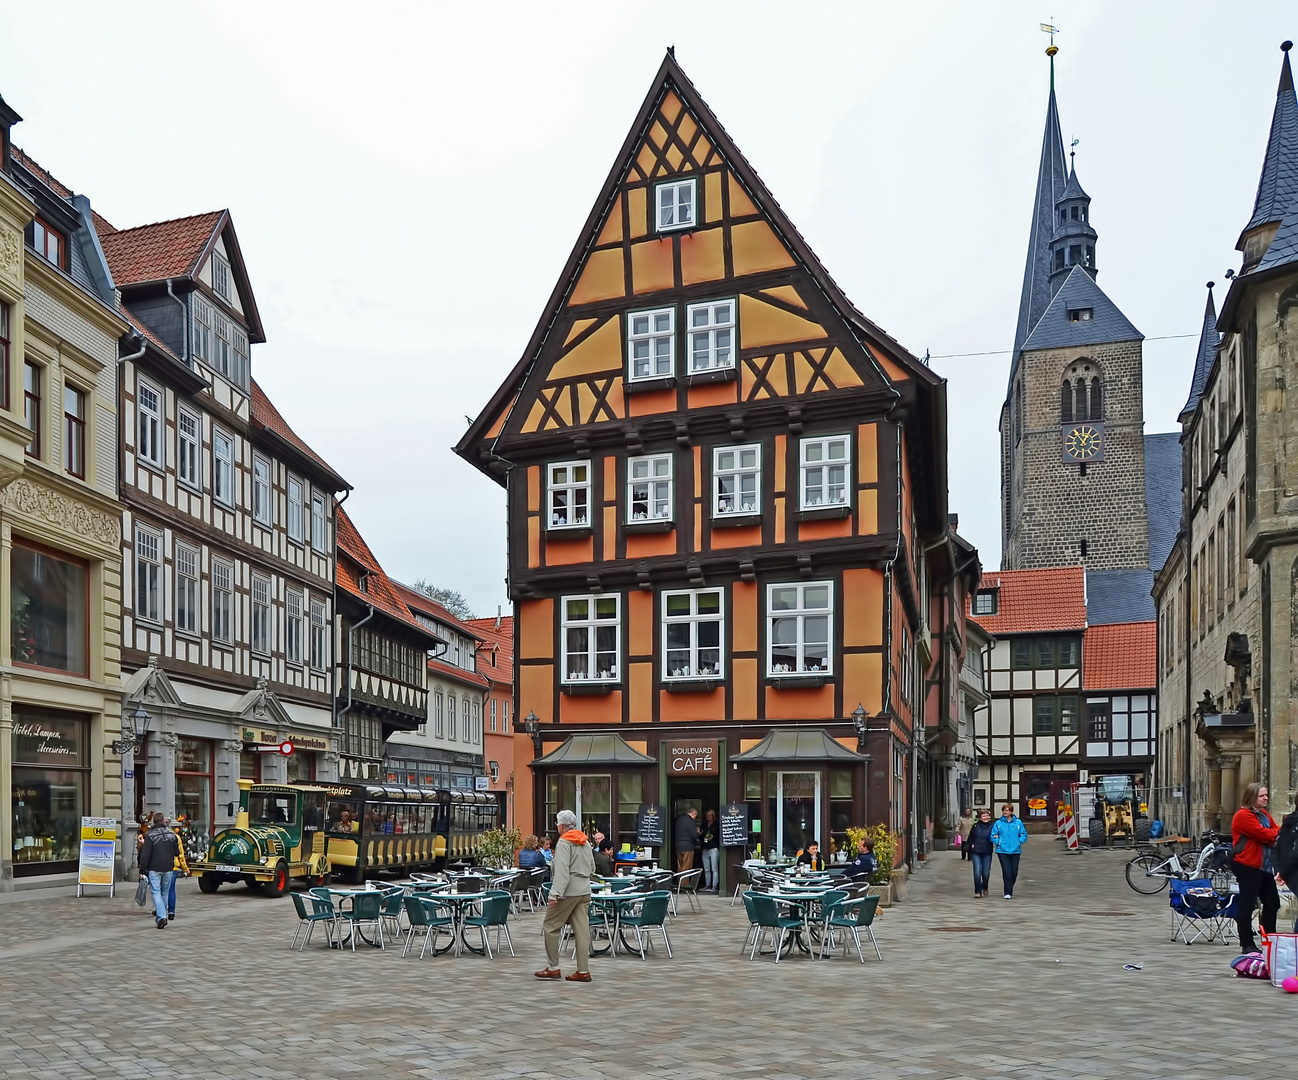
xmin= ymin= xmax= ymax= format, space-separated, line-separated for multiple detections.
xmin=655 ymin=178 xmax=696 ymax=232
xmin=212 ymin=253 xmax=232 ymax=303
xmin=972 ymin=589 xmax=998 ymax=616
xmin=29 ymin=217 xmax=64 ymax=269
xmin=1069 ymin=308 xmax=1093 ymax=323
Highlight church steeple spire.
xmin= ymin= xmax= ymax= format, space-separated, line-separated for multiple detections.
xmin=1238 ymin=41 xmax=1298 ymax=268
xmin=1179 ymin=282 xmax=1220 ymax=421
xmin=1012 ymin=46 xmax=1071 ymax=359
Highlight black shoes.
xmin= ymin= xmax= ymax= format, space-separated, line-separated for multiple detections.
xmin=167 ymin=913 xmax=176 ymax=920
xmin=156 ymin=918 xmax=167 ymax=929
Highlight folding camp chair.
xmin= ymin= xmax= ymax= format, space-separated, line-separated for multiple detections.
xmin=1169 ymin=877 xmax=1236 ymax=945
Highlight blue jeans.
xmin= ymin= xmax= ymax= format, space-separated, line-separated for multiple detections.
xmin=970 ymin=853 xmax=992 ymax=894
xmin=998 ymin=853 xmax=1021 ymax=896
xmin=167 ymin=872 xmax=179 ymax=917
xmin=702 ymin=848 xmax=720 ymax=891
xmin=147 ymin=870 xmax=176 ymax=921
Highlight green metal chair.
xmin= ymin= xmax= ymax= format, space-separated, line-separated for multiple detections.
xmin=461 ymin=889 xmax=515 ymax=958
xmin=819 ymin=894 xmax=882 ymax=962
xmin=289 ymin=890 xmax=336 ymax=951
xmin=618 ymin=890 xmax=673 ymax=959
xmin=745 ymin=891 xmax=803 ymax=963
xmin=378 ymin=887 xmax=406 ymax=939
xmin=338 ymin=890 xmax=385 ymax=952
xmin=401 ymin=894 xmax=455 ymax=959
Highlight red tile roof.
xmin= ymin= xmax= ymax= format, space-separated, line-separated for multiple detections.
xmin=393 ymin=581 xmax=477 ymax=639
xmin=1083 ymin=621 xmax=1156 ymax=691
xmin=467 ymin=615 xmax=514 ymax=689
xmin=968 ymin=567 xmax=1088 ymax=635
xmin=336 ymin=508 xmax=436 ymax=641
xmin=427 ymin=654 xmax=488 ymax=691
xmin=11 ymin=146 xmax=118 ymax=242
xmin=249 ymin=380 xmax=346 ymax=488
xmin=98 ymin=210 xmax=225 ymax=285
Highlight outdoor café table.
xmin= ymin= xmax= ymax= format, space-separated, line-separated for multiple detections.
xmin=763 ymin=888 xmax=834 ymax=957
xmin=589 ymin=888 xmax=652 ymax=956
xmin=434 ymin=890 xmax=492 ymax=956
xmin=325 ymin=886 xmax=387 ymax=949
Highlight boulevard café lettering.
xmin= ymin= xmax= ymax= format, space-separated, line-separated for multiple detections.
xmin=667 ymin=739 xmax=719 ymax=776
xmin=14 ymin=720 xmax=81 ymax=764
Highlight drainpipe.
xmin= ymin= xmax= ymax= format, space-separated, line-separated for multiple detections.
xmin=165 ymin=278 xmax=188 ymax=365
xmin=1183 ymin=481 xmax=1194 ymax=838
xmin=329 ymin=487 xmax=352 ymax=741
xmin=116 ymin=331 xmax=147 ymax=501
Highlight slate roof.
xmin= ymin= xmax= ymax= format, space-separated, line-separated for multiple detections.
xmin=336 ymin=508 xmax=439 ymax=642
xmin=1085 ymin=568 xmax=1156 ymax=625
xmin=1256 ymin=194 xmax=1298 ymax=272
xmin=968 ymin=567 xmax=1087 ymax=635
xmin=99 ymin=210 xmax=225 ymax=285
xmin=1144 ymin=432 xmax=1182 ymax=573
xmin=1241 ymin=43 xmax=1298 ymax=240
xmin=249 ymin=380 xmax=347 ymax=489
xmin=1082 ymin=621 xmax=1156 ymax=691
xmin=1059 ymin=166 xmax=1089 ymax=203
xmin=1012 ymin=63 xmax=1071 ymax=361
xmin=1179 ymin=284 xmax=1221 ymax=418
xmin=1020 ymin=264 xmax=1142 ymax=352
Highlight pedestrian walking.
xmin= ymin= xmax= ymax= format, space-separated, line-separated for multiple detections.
xmin=967 ymin=809 xmax=995 ymax=897
xmin=1230 ymin=782 xmax=1281 ymax=954
xmin=165 ymin=818 xmax=190 ymax=920
xmin=535 ymin=810 xmax=595 ymax=983
xmin=138 ymin=812 xmax=184 ymax=929
xmin=990 ymin=803 xmax=1027 ymax=899
xmin=673 ymin=806 xmax=699 ymax=873
xmin=956 ymin=807 xmax=974 ymax=860
xmin=701 ymin=809 xmax=720 ymax=892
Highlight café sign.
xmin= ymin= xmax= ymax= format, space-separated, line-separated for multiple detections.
xmin=666 ymin=739 xmax=719 ymax=776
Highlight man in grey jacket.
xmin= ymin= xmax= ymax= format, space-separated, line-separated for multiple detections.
xmin=535 ymin=810 xmax=595 ymax=982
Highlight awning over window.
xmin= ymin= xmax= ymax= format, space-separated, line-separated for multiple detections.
xmin=730 ymin=728 xmax=865 ymax=763
xmin=531 ymin=734 xmax=655 ymax=767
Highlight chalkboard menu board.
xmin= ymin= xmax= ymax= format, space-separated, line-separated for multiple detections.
xmin=720 ymin=803 xmax=748 ymax=847
xmin=636 ymin=803 xmax=665 ymax=847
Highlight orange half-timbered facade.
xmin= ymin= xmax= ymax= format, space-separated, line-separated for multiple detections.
xmin=458 ymin=55 xmax=962 ymax=875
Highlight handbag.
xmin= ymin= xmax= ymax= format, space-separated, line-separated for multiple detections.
xmin=1262 ymin=931 xmax=1298 ymax=988
xmin=134 ymin=874 xmax=150 ymax=907
xmin=953 ymin=832 xmax=962 ymax=848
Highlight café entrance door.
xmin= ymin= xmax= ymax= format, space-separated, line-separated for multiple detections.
xmin=669 ymin=779 xmax=720 ymax=874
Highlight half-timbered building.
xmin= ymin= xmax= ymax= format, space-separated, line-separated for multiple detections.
xmin=96 ymin=209 xmax=349 ymax=852
xmin=457 ymin=54 xmax=962 ymax=874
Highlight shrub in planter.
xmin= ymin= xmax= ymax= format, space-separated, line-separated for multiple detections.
xmin=845 ymin=824 xmax=900 ymax=885
xmin=476 ymin=826 xmax=523 ymax=870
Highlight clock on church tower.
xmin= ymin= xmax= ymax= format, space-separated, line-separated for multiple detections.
xmin=1062 ymin=422 xmax=1105 ymax=463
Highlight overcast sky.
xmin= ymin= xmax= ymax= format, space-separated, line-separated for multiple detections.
xmin=1 ymin=3 xmax=1291 ymax=615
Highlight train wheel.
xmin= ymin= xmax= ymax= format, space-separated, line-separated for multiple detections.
xmin=265 ymin=862 xmax=289 ymax=898
xmin=198 ymin=875 xmax=220 ymax=894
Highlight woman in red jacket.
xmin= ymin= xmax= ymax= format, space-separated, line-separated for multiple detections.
xmin=1230 ymin=782 xmax=1281 ymax=954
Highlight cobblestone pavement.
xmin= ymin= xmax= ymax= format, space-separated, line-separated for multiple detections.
xmin=1 ymin=841 xmax=1295 ymax=1079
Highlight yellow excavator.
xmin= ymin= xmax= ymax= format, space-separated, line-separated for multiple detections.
xmin=1087 ymin=776 xmax=1151 ymax=847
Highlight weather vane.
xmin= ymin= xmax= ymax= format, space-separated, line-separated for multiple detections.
xmin=1041 ymin=20 xmax=1059 ymax=58
xmin=1070 ymin=137 xmax=1079 ymax=168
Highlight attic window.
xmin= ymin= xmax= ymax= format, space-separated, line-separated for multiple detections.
xmin=212 ymin=253 xmax=232 ymax=303
xmin=972 ymin=589 xmax=998 ymax=616
xmin=655 ymin=178 xmax=696 ymax=232
xmin=29 ymin=218 xmax=65 ymax=270
xmin=1069 ymin=308 xmax=1093 ymax=323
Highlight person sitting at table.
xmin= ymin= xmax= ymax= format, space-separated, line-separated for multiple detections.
xmin=539 ymin=837 xmax=554 ymax=864
xmin=593 ymin=838 xmax=617 ymax=877
xmin=844 ymin=836 xmax=878 ymax=882
xmin=518 ymin=835 xmax=548 ymax=871
xmin=796 ymin=840 xmax=826 ymax=871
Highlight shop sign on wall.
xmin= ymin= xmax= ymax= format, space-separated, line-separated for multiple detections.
xmin=666 ymin=739 xmax=719 ymax=776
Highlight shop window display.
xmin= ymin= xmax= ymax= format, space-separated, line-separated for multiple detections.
xmin=11 ymin=712 xmax=88 ymax=873
xmin=11 ymin=542 xmax=88 ymax=675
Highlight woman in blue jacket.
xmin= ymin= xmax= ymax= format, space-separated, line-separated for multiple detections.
xmin=990 ymin=804 xmax=1028 ymax=898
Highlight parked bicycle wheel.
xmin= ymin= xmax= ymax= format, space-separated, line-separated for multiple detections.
xmin=1124 ymin=854 xmax=1172 ymax=894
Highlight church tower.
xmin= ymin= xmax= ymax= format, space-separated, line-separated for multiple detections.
xmin=1000 ymin=47 xmax=1149 ymax=571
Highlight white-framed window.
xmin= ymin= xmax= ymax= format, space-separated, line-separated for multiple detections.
xmin=134 ymin=526 xmax=162 ymax=622
xmin=474 ymin=700 xmax=481 ymax=744
xmin=213 ymin=429 xmax=234 ymax=506
xmin=287 ymin=476 xmax=304 ymax=543
xmin=561 ymin=594 xmax=620 ymax=683
xmin=627 ymin=307 xmax=675 ymax=381
xmin=663 ymin=588 xmax=724 ymax=679
xmin=212 ymin=252 xmax=232 ymax=303
xmin=800 ymin=435 xmax=851 ymax=509
xmin=212 ymin=559 xmax=234 ymax=643
xmin=548 ymin=461 xmax=590 ymax=529
xmin=311 ymin=492 xmax=328 ymax=552
xmin=448 ymin=694 xmax=458 ymax=741
xmin=253 ymin=455 xmax=272 ymax=527
xmin=628 ymin=454 xmax=672 ymax=521
xmin=655 ymin=178 xmax=696 ymax=231
xmin=434 ymin=691 xmax=445 ymax=738
xmin=286 ymin=589 xmax=303 ymax=663
xmin=177 ymin=408 xmax=201 ymax=489
xmin=767 ymin=581 xmax=833 ymax=675
xmin=192 ymin=295 xmax=212 ymax=364
xmin=175 ymin=544 xmax=199 ymax=634
xmin=503 ymin=700 xmax=509 ymax=733
xmin=713 ymin=444 xmax=761 ymax=517
xmin=491 ymin=698 xmax=497 ymax=732
xmin=687 ymin=299 xmax=735 ymax=372
xmin=137 ymin=380 xmax=162 ymax=468
xmin=309 ymin=599 xmax=327 ymax=668
xmin=251 ymin=575 xmax=271 ymax=655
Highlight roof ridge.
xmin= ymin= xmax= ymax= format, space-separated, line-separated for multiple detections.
xmin=104 ymin=209 xmax=227 ymax=236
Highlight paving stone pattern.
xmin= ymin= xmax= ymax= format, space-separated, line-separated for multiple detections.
xmin=0 ymin=842 xmax=1293 ymax=1079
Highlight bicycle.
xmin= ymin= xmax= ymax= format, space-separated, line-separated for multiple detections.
xmin=1124 ymin=832 xmax=1233 ymax=895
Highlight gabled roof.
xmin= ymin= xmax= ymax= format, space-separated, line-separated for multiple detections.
xmin=969 ymin=567 xmax=1087 ymax=635
xmin=1086 ymin=568 xmax=1156 ymax=625
xmin=249 ymin=380 xmax=348 ymax=490
xmin=99 ymin=210 xmax=226 ymax=284
xmin=1143 ymin=433 xmax=1182 ymax=573
xmin=392 ymin=581 xmax=479 ymax=641
xmin=1179 ymin=283 xmax=1221 ymax=419
xmin=1082 ymin=621 xmax=1156 ymax=691
xmin=336 ymin=508 xmax=440 ymax=643
xmin=1020 ymin=264 xmax=1142 ymax=353
xmin=467 ymin=615 xmax=514 ymax=689
xmin=1240 ymin=41 xmax=1298 ymax=243
xmin=1012 ymin=55 xmax=1071 ymax=361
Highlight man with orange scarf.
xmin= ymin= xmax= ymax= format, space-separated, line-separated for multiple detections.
xmin=535 ymin=809 xmax=595 ymax=982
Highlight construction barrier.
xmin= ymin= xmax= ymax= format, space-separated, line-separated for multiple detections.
xmin=1056 ymin=802 xmax=1068 ymax=837
xmin=1061 ymin=801 xmax=1079 ymax=851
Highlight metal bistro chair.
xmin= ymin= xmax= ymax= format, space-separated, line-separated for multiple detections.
xmin=338 ymin=890 xmax=386 ymax=952
xmin=401 ymin=894 xmax=455 ymax=959
xmin=820 ymin=894 xmax=883 ymax=962
xmin=461 ymin=890 xmax=515 ymax=959
xmin=378 ymin=886 xmax=406 ymax=940
xmin=730 ymin=865 xmax=753 ymax=907
xmin=618 ymin=890 xmax=673 ymax=960
xmin=670 ymin=869 xmax=703 ymax=916
xmin=744 ymin=891 xmax=803 ymax=963
xmin=290 ymin=890 xmax=337 ymax=951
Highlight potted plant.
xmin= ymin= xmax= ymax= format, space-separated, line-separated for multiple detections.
xmin=476 ymin=825 xmax=523 ymax=870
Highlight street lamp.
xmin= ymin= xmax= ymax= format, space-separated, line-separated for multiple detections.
xmin=851 ymin=703 xmax=869 ymax=750
xmin=523 ymin=710 xmax=542 ymax=756
xmin=112 ymin=703 xmax=152 ymax=755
